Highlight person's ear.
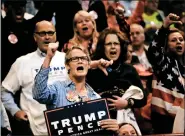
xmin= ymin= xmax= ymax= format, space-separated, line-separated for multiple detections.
xmin=74 ymin=28 xmax=79 ymax=35
xmin=65 ymin=64 xmax=70 ymax=74
xmin=33 ymin=34 xmax=37 ymax=42
xmin=76 ymin=31 xmax=79 ymax=35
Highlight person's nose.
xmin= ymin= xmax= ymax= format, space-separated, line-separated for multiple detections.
xmin=133 ymin=33 xmax=137 ymax=38
xmin=44 ymin=34 xmax=50 ymax=40
xmin=110 ymin=43 xmax=116 ymax=48
xmin=82 ymin=20 xmax=87 ymax=25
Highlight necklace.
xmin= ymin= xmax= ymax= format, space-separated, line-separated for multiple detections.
xmin=107 ymin=63 xmax=121 ymax=73
xmin=76 ymin=88 xmax=90 ymax=102
xmin=66 ymin=88 xmax=90 ymax=102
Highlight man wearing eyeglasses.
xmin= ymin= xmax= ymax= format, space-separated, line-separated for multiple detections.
xmin=1 ymin=20 xmax=68 ymax=135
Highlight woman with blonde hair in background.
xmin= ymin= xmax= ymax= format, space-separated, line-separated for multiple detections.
xmin=62 ymin=10 xmax=99 ymax=57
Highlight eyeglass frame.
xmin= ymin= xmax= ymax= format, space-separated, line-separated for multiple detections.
xmin=66 ymin=56 xmax=89 ymax=63
xmin=34 ymin=31 xmax=56 ymax=37
xmin=104 ymin=42 xmax=120 ymax=46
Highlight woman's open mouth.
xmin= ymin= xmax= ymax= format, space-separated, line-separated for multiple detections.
xmin=110 ymin=51 xmax=117 ymax=56
xmin=82 ymin=27 xmax=89 ymax=32
xmin=76 ymin=66 xmax=84 ymax=72
xmin=176 ymin=46 xmax=183 ymax=52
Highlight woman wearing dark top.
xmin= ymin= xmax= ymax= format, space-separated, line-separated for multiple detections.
xmin=147 ymin=13 xmax=185 ymax=134
xmin=87 ymin=28 xmax=146 ymax=119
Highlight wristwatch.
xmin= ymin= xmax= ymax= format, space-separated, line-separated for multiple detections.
xmin=127 ymin=98 xmax=134 ymax=108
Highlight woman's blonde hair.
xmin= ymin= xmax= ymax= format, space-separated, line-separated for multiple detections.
xmin=69 ymin=10 xmax=99 ymax=52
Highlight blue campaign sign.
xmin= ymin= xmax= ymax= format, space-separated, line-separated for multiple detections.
xmin=44 ymin=98 xmax=112 ymax=136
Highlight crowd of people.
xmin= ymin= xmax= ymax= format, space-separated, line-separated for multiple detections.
xmin=1 ymin=0 xmax=185 ymax=136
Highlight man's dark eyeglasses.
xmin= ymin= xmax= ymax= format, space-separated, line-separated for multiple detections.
xmin=67 ymin=56 xmax=89 ymax=63
xmin=35 ymin=31 xmax=56 ymax=37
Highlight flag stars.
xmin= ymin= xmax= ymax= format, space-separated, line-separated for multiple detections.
xmin=152 ymin=40 xmax=157 ymax=47
xmin=157 ymin=81 xmax=164 ymax=86
xmin=154 ymin=51 xmax=159 ymax=56
xmin=172 ymin=87 xmax=179 ymax=92
xmin=167 ymin=74 xmax=173 ymax=81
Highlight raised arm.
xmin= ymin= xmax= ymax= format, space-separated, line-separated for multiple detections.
xmin=33 ymin=42 xmax=59 ymax=105
xmin=126 ymin=0 xmax=145 ymax=25
xmin=33 ymin=67 xmax=59 ymax=105
xmin=114 ymin=7 xmax=130 ymax=42
xmin=148 ymin=13 xmax=182 ymax=68
xmin=114 ymin=0 xmax=145 ymax=42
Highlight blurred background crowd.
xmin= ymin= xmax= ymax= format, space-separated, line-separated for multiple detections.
xmin=1 ymin=0 xmax=185 ymax=136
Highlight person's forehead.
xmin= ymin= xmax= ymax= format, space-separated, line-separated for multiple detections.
xmin=70 ymin=49 xmax=86 ymax=56
xmin=106 ymin=34 xmax=118 ymax=40
xmin=76 ymin=15 xmax=91 ymax=22
xmin=131 ymin=25 xmax=144 ymax=32
xmin=121 ymin=124 xmax=134 ymax=131
xmin=36 ymin=22 xmax=55 ymax=31
xmin=169 ymin=32 xmax=183 ymax=38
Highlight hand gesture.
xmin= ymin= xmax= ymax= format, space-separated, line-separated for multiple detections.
xmin=46 ymin=42 xmax=59 ymax=59
xmin=163 ymin=13 xmax=182 ymax=28
xmin=15 ymin=110 xmax=28 ymax=121
xmin=114 ymin=3 xmax=125 ymax=18
xmin=90 ymin=59 xmax=113 ymax=76
xmin=98 ymin=59 xmax=113 ymax=76
xmin=100 ymin=119 xmax=119 ymax=132
xmin=107 ymin=95 xmax=128 ymax=110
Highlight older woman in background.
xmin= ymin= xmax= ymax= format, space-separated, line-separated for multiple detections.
xmin=87 ymin=28 xmax=147 ymax=135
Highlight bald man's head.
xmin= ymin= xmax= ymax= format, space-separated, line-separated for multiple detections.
xmin=130 ymin=24 xmax=144 ymax=34
xmin=34 ymin=20 xmax=56 ymax=53
xmin=130 ymin=23 xmax=145 ymax=47
xmin=35 ymin=20 xmax=55 ymax=32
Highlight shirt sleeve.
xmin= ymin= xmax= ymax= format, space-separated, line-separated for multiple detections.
xmin=1 ymin=87 xmax=21 ymax=116
xmin=33 ymin=67 xmax=59 ymax=105
xmin=1 ymin=101 xmax=11 ymax=130
xmin=2 ymin=60 xmax=21 ymax=94
xmin=1 ymin=59 xmax=22 ymax=116
xmin=148 ymin=26 xmax=169 ymax=69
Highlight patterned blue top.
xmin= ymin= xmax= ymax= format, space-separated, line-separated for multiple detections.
xmin=33 ymin=67 xmax=100 ymax=109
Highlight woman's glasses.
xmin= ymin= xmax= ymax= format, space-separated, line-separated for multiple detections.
xmin=105 ymin=42 xmax=120 ymax=46
xmin=67 ymin=56 xmax=89 ymax=62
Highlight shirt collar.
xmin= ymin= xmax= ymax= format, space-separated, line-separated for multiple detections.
xmin=36 ymin=48 xmax=46 ymax=57
xmin=63 ymin=79 xmax=96 ymax=95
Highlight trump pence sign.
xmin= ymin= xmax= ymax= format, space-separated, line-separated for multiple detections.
xmin=44 ymin=98 xmax=111 ymax=136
